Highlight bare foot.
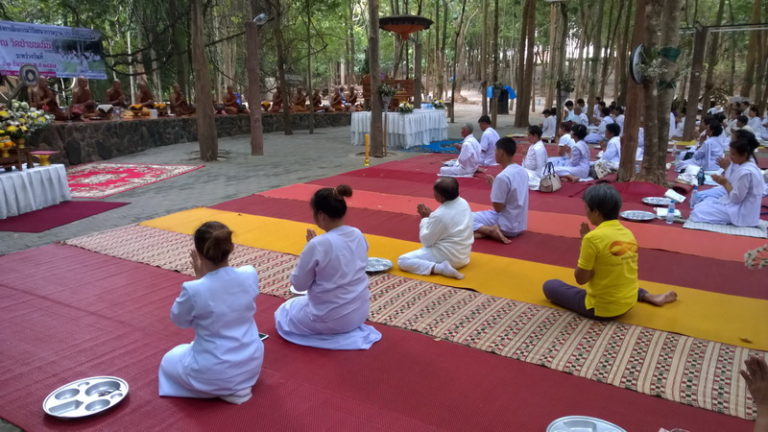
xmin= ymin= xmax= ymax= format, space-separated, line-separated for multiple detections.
xmin=641 ymin=290 xmax=677 ymax=306
xmin=489 ymin=225 xmax=512 ymax=244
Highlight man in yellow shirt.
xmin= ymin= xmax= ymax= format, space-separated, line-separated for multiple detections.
xmin=542 ymin=184 xmax=677 ymax=319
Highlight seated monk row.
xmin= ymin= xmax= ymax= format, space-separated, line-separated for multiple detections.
xmin=267 ymin=86 xmax=360 ymax=113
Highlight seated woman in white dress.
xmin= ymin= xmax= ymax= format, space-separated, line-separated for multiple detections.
xmin=274 ymin=185 xmax=382 ymax=350
xmin=555 ymin=123 xmax=591 ymax=179
xmin=159 ymin=222 xmax=264 ymax=405
xmin=550 ymin=121 xmax=575 ymax=163
xmin=523 ymin=125 xmax=548 ymax=180
xmin=676 ymin=121 xmax=724 ymax=172
xmin=597 ymin=123 xmax=622 ymax=171
xmin=690 ymin=130 xmax=764 ymax=227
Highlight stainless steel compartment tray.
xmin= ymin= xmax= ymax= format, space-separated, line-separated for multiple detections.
xmin=43 ymin=376 xmax=129 ymax=419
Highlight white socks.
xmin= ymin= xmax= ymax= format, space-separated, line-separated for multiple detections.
xmin=434 ymin=261 xmax=464 ymax=279
xmin=220 ymin=389 xmax=252 ymax=405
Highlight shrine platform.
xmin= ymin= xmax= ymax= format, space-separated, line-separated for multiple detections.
xmin=28 ymin=112 xmax=352 ymax=166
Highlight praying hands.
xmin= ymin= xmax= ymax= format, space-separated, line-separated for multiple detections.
xmin=417 ymin=204 xmax=432 ymax=218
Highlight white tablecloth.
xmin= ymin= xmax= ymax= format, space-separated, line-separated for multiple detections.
xmin=351 ymin=109 xmax=448 ymax=149
xmin=0 ymin=164 xmax=71 ymax=219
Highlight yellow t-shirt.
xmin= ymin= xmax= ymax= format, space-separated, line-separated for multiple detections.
xmin=577 ymin=219 xmax=639 ymax=317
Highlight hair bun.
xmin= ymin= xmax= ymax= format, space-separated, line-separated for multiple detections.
xmin=335 ymin=184 xmax=353 ymax=198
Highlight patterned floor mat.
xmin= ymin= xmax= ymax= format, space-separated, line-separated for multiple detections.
xmin=63 ymin=224 xmax=763 ymax=420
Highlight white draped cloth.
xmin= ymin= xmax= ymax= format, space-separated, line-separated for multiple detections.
xmin=0 ymin=164 xmax=71 ymax=219
xmin=350 ymin=109 xmax=448 ymax=149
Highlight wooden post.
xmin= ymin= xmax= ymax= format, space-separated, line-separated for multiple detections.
xmin=682 ymin=25 xmax=707 ymax=141
xmin=364 ymin=133 xmax=370 ymax=166
xmin=191 ymin=0 xmax=218 ymax=161
xmin=368 ymin=0 xmax=384 ymax=158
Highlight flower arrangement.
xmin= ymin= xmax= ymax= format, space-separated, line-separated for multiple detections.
xmin=432 ymin=99 xmax=445 ymax=109
xmin=129 ymin=104 xmax=143 ymax=111
xmin=397 ymin=102 xmax=414 ymax=114
xmin=0 ymin=100 xmax=54 ymax=153
xmin=378 ymin=83 xmax=397 ymax=98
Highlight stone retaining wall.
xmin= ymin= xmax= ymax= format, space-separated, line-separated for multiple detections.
xmin=28 ymin=112 xmax=351 ymax=165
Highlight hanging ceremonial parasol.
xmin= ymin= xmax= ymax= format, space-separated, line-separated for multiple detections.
xmin=379 ymin=15 xmax=433 ymax=40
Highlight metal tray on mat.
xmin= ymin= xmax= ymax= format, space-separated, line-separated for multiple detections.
xmin=619 ymin=210 xmax=657 ymax=222
xmin=641 ymin=196 xmax=672 ymax=206
xmin=366 ymin=257 xmax=393 ymax=273
xmin=43 ymin=376 xmax=129 ymax=419
xmin=547 ymin=415 xmax=626 ymax=432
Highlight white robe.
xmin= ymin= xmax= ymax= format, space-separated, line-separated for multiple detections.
xmin=668 ymin=112 xmax=677 ymax=139
xmin=473 ymin=164 xmax=529 ymax=236
xmin=275 ymin=225 xmax=381 ymax=350
xmin=599 ymin=136 xmax=621 ymax=170
xmin=555 ymin=140 xmax=591 ymax=178
xmin=615 ymin=114 xmax=625 ymax=136
xmin=690 ymin=160 xmax=764 ymax=227
xmin=677 ymin=136 xmax=723 ymax=172
xmin=748 ymin=116 xmax=764 ymax=137
xmin=159 ymin=266 xmax=264 ymax=400
xmin=479 ymin=127 xmax=501 ymax=166
xmin=398 ymin=197 xmax=474 ymax=274
xmin=440 ymin=135 xmax=481 ymax=177
xmin=523 ymin=140 xmax=548 ymax=177
xmin=542 ymin=116 xmax=557 ymax=140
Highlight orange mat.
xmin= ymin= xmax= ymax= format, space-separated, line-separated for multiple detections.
xmin=258 ymin=183 xmax=765 ymax=263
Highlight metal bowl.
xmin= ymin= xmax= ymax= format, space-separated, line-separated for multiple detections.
xmin=43 ymin=376 xmax=128 ymax=419
xmin=547 ymin=415 xmax=626 ymax=432
xmin=641 ymin=196 xmax=672 ymax=206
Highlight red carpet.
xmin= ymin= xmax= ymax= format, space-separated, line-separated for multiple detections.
xmin=67 ymin=163 xmax=204 ymax=199
xmin=0 ymin=201 xmax=129 ymax=234
xmin=212 ymin=194 xmax=768 ymax=299
xmin=0 ymin=245 xmax=749 ymax=432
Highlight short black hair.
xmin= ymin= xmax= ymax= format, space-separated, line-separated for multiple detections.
xmin=478 ymin=115 xmax=491 ymax=124
xmin=708 ymin=122 xmax=723 ymax=136
xmin=434 ymin=177 xmax=460 ymax=201
xmin=606 ymin=123 xmax=621 ymax=137
xmin=495 ymin=136 xmax=517 ymax=156
xmin=528 ymin=125 xmax=542 ymax=138
xmin=565 ymin=100 xmax=574 ymax=108
xmin=311 ymin=185 xmax=353 ymax=219
xmin=601 ymin=107 xmax=611 ymax=117
xmin=572 ymin=124 xmax=588 ymax=140
xmin=559 ymin=121 xmax=573 ymax=132
xmin=731 ymin=129 xmax=759 ymax=160
xmin=576 ymin=98 xmax=585 ymax=106
xmin=737 ymin=115 xmax=749 ymax=125
xmin=583 ymin=184 xmax=622 ymax=220
xmin=543 ymin=108 xmax=550 ymax=115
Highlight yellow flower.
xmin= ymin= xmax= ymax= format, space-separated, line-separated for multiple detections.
xmin=6 ymin=125 xmax=17 ymax=133
xmin=18 ymin=118 xmax=27 ymax=124
xmin=20 ymin=126 xmax=28 ymax=132
xmin=0 ymin=130 xmax=5 ymax=135
xmin=0 ymin=110 xmax=9 ymax=119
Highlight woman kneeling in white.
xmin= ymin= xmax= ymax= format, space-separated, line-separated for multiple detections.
xmin=159 ymin=221 xmax=263 ymax=405
xmin=275 ymin=185 xmax=382 ymax=350
xmin=690 ymin=129 xmax=764 ymax=227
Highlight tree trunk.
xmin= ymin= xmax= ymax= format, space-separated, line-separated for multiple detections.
xmin=347 ymin=0 xmax=356 ymax=84
xmin=637 ymin=0 xmax=683 ymax=185
xmin=515 ymin=0 xmax=528 ymax=119
xmin=273 ymin=0 xmax=292 ymax=135
xmin=739 ymin=0 xmax=762 ymax=98
xmin=682 ymin=26 xmax=707 ymax=141
xmin=169 ymin=0 xmax=187 ymax=95
xmin=616 ymin=0 xmax=633 ymax=105
xmin=450 ymin=0 xmax=468 ymax=124
xmin=545 ymin=3 xmax=557 ymax=110
xmin=586 ymin=0 xmax=605 ymax=124
xmin=514 ymin=0 xmax=535 ymax=127
xmin=700 ymin=0 xmax=726 ymax=112
xmin=490 ymin=0 xmax=499 ymax=127
xmin=306 ymin=0 xmax=314 ymax=134
xmin=481 ymin=0 xmax=488 ymax=116
xmin=618 ymin=0 xmax=646 ymax=182
xmin=413 ymin=0 xmax=424 ymax=107
xmin=369 ymin=0 xmax=384 ymax=158
xmin=246 ymin=0 xmax=265 ymax=155
xmin=191 ymin=0 xmax=218 ymax=161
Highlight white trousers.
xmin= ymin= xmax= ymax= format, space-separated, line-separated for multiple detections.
xmin=398 ymin=248 xmax=442 ymax=275
xmin=439 ymin=165 xmax=476 ymax=177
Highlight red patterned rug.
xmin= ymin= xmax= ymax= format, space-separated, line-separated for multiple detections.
xmin=67 ymin=163 xmax=204 ymax=199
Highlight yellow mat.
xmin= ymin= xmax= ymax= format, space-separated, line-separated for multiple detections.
xmin=141 ymin=207 xmax=768 ymax=349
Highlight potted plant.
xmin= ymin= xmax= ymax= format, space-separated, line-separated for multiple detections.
xmin=397 ymin=102 xmax=414 ymax=114
xmin=378 ymin=83 xmax=397 ymax=109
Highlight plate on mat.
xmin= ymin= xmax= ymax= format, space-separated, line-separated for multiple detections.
xmin=366 ymin=257 xmax=393 ymax=273
xmin=642 ymin=196 xmax=672 ymax=206
xmin=547 ymin=415 xmax=626 ymax=432
xmin=620 ymin=210 xmax=656 ymax=222
xmin=43 ymin=376 xmax=129 ymax=419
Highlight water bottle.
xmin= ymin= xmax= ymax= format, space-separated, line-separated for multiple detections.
xmin=666 ymin=200 xmax=676 ymax=224
xmin=690 ymin=185 xmax=698 ymax=210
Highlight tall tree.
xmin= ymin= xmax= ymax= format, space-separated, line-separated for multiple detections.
xmin=450 ymin=0 xmax=468 ymax=124
xmin=246 ymin=0 xmax=265 ymax=155
xmin=618 ymin=0 xmax=646 ymax=181
xmin=586 ymin=0 xmax=605 ymax=123
xmin=637 ymin=0 xmax=684 ymax=185
xmin=480 ymin=0 xmax=489 ymax=116
xmin=490 ymin=0 xmax=499 ymax=127
xmin=272 ymin=0 xmax=292 ymax=135
xmin=368 ymin=0 xmax=384 ymax=158
xmin=740 ymin=0 xmax=762 ymax=98
xmin=191 ymin=0 xmax=217 ymax=161
xmin=700 ymin=0 xmax=726 ymax=112
xmin=514 ymin=0 xmax=535 ymax=127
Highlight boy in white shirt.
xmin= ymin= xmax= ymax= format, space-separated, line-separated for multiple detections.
xmin=473 ymin=137 xmax=529 ymax=244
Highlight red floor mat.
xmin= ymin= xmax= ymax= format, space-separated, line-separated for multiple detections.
xmin=212 ymin=194 xmax=768 ymax=299
xmin=0 ymin=201 xmax=129 ymax=234
xmin=0 ymin=245 xmax=749 ymax=431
